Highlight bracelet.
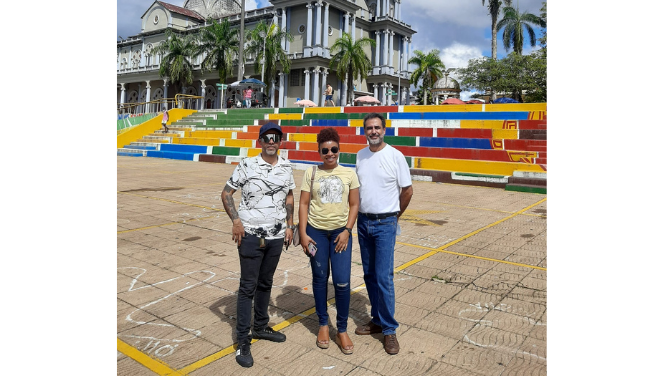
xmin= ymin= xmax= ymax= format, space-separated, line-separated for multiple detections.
xmin=345 ymin=227 xmax=352 ymax=235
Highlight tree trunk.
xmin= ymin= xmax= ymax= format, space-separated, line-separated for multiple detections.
xmin=491 ymin=13 xmax=498 ymax=101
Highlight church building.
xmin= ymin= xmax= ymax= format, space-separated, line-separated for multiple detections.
xmin=117 ymin=0 xmax=416 ymax=110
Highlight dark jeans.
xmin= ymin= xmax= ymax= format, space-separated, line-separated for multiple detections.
xmin=306 ymin=224 xmax=352 ymax=332
xmin=236 ymin=234 xmax=284 ymax=342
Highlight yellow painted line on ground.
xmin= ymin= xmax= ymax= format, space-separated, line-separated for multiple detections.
xmin=121 ymin=198 xmax=547 ymax=375
xmin=117 ymin=338 xmax=182 ymax=376
xmin=436 ymin=249 xmax=546 ymax=271
xmin=394 ymin=197 xmax=547 ymax=272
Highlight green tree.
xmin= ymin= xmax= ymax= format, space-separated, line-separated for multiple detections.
xmin=482 ymin=0 xmax=512 ymax=60
xmin=455 ymin=52 xmax=546 ymax=102
xmin=538 ymin=2 xmax=547 ymax=56
xmin=408 ymin=49 xmax=445 ymax=105
xmin=496 ymin=6 xmax=546 ymax=55
xmin=194 ymin=19 xmax=240 ymax=85
xmin=245 ymin=21 xmax=294 ymax=92
xmin=328 ymin=32 xmax=375 ymax=105
xmin=151 ymin=30 xmax=197 ymax=97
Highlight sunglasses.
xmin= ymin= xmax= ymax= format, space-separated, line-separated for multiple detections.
xmin=320 ymin=146 xmax=340 ymax=155
xmin=260 ymin=134 xmax=282 ymax=143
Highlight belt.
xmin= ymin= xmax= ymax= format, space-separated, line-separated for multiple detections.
xmin=360 ymin=212 xmax=398 ymax=220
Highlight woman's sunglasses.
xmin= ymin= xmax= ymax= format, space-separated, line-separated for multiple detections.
xmin=260 ymin=134 xmax=282 ymax=143
xmin=320 ymin=146 xmax=339 ymax=155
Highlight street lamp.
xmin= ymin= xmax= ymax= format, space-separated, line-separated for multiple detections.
xmin=233 ymin=0 xmax=245 ymax=81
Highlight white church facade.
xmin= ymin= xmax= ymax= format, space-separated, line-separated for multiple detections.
xmin=117 ymin=0 xmax=416 ymax=110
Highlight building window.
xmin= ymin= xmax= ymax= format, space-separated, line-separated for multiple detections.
xmin=328 ymin=26 xmax=333 ymax=36
xmin=290 ymin=69 xmax=301 ymax=86
xmin=298 ymin=24 xmax=306 ymax=34
xmin=154 ymin=15 xmax=159 ymax=25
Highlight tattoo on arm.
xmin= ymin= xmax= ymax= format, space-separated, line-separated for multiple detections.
xmin=285 ymin=203 xmax=294 ymax=224
xmin=222 ymin=184 xmax=239 ymax=221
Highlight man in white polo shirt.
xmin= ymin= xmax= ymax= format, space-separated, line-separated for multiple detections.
xmin=354 ymin=112 xmax=413 ymax=355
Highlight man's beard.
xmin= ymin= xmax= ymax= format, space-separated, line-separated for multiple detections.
xmin=367 ymin=135 xmax=383 ymax=146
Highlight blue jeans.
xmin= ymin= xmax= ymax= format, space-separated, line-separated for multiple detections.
xmin=306 ymin=224 xmax=352 ymax=332
xmin=357 ymin=214 xmax=398 ymax=335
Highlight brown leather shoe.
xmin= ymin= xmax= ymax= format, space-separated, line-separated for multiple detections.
xmin=354 ymin=321 xmax=382 ymax=335
xmin=384 ymin=334 xmax=400 ymax=355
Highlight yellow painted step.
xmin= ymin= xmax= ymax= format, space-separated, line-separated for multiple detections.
xmin=413 ymin=157 xmax=546 ymax=176
xmin=173 ymin=137 xmax=254 ymax=147
xmin=184 ymin=130 xmax=236 ymax=138
xmin=350 ymin=119 xmax=392 ymax=127
xmin=268 ymin=113 xmax=304 ymax=120
xmin=304 ymin=107 xmax=344 ymax=114
xmin=287 ymin=133 xmax=317 ymax=142
xmin=485 ymin=103 xmax=547 ymax=112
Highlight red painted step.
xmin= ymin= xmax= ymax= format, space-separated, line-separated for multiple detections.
xmin=519 ymin=120 xmax=547 ymax=130
xmin=343 ymin=106 xmax=399 ymax=113
xmin=392 ymin=146 xmax=538 ymax=163
xmin=535 ymin=158 xmax=547 ymax=165
xmin=397 ymin=127 xmax=435 ymax=137
xmin=503 ymin=139 xmax=547 ymax=152
xmin=281 ymin=126 xmax=357 ymax=135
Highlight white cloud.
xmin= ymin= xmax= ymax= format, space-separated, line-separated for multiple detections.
xmin=440 ymin=43 xmax=483 ymax=69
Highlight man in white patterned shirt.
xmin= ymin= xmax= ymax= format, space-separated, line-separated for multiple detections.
xmin=221 ymin=122 xmax=295 ymax=368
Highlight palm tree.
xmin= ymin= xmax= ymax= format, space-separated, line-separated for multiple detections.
xmin=245 ymin=21 xmax=294 ymax=92
xmin=151 ymin=30 xmax=196 ymax=99
xmin=194 ymin=19 xmax=239 ymax=85
xmin=496 ymin=6 xmax=546 ymax=55
xmin=328 ymin=32 xmax=375 ymax=105
xmin=408 ymin=49 xmax=445 ymax=105
xmin=482 ymin=0 xmax=512 ymax=60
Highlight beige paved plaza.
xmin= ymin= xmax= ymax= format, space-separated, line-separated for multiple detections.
xmin=117 ymin=156 xmax=547 ymax=376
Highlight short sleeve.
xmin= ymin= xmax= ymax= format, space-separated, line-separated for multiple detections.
xmin=395 ymin=150 xmax=412 ymax=188
xmin=226 ymin=162 xmax=245 ymax=190
xmin=300 ymin=167 xmax=315 ymax=192
xmin=349 ymin=169 xmax=360 ymax=190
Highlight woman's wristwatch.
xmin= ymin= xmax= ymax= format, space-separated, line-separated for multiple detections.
xmin=345 ymin=227 xmax=352 ymax=235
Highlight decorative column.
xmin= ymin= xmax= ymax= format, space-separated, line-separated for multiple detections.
xmin=304 ymin=69 xmax=311 ymax=100
xmin=384 ymin=0 xmax=389 ymax=17
xmin=374 ymin=31 xmax=380 ymax=73
xmin=388 ymin=83 xmax=393 ymax=105
xmin=145 ymin=80 xmax=151 ymax=113
xmin=200 ymin=79 xmax=206 ymax=110
xmin=270 ymin=79 xmax=276 ymax=108
xmin=312 ymin=67 xmax=321 ymax=104
xmin=306 ymin=4 xmax=313 ymax=47
xmin=323 ymin=2 xmax=330 ymax=51
xmin=321 ymin=69 xmax=328 ymax=106
xmin=351 ymin=16 xmax=356 ymax=43
xmin=273 ymin=11 xmax=278 ymax=26
xmin=388 ymin=30 xmax=394 ymax=71
xmin=315 ymin=1 xmax=322 ymax=52
xmin=383 ymin=30 xmax=389 ymax=69
xmin=120 ymin=83 xmax=126 ymax=105
xmin=278 ymin=72 xmax=285 ymax=107
xmin=401 ymin=37 xmax=406 ymax=72
xmin=375 ymin=1 xmax=380 ymax=18
xmin=344 ymin=12 xmax=350 ymax=34
xmin=397 ymin=0 xmax=402 ymax=20
xmin=281 ymin=8 xmax=287 ymax=51
xmin=373 ymin=84 xmax=378 ymax=100
xmin=406 ymin=37 xmax=411 ymax=74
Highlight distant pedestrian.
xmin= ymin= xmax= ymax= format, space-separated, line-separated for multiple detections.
xmin=161 ymin=107 xmax=169 ymax=133
xmin=324 ymin=83 xmax=335 ymax=107
xmin=244 ymin=86 xmax=253 ymax=108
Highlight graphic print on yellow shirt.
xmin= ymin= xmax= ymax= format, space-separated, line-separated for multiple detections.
xmin=301 ymin=166 xmax=360 ymax=230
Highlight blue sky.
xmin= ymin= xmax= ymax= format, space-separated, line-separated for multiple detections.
xmin=117 ymin=0 xmax=546 ymax=98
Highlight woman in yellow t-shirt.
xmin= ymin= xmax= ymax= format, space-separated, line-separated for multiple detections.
xmin=298 ymin=127 xmax=360 ymax=355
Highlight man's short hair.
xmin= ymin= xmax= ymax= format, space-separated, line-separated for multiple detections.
xmin=363 ymin=112 xmax=386 ymax=129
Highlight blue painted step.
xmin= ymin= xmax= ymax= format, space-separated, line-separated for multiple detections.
xmin=419 ymin=137 xmax=493 ymax=149
xmin=146 ymin=151 xmax=197 ymax=161
xmin=389 ymin=112 xmax=529 ymax=120
xmin=159 ymin=144 xmax=209 ymax=153
xmin=118 ymin=152 xmax=144 ymax=157
xmin=123 ymin=145 xmax=156 ymax=150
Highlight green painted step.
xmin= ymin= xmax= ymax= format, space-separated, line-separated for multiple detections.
xmin=504 ymin=184 xmax=547 ymax=194
xmin=455 ymin=172 xmax=506 ymax=179
xmin=384 ymin=136 xmax=416 ymax=147
xmin=278 ymin=108 xmax=304 ymax=113
xmin=206 ymin=119 xmax=256 ymax=126
xmin=212 ymin=146 xmax=242 ymax=155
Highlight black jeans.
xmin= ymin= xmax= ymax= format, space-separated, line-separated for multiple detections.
xmin=236 ymin=234 xmax=284 ymax=342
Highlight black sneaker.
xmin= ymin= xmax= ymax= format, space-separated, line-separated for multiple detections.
xmin=235 ymin=339 xmax=253 ymax=368
xmin=251 ymin=326 xmax=286 ymax=342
